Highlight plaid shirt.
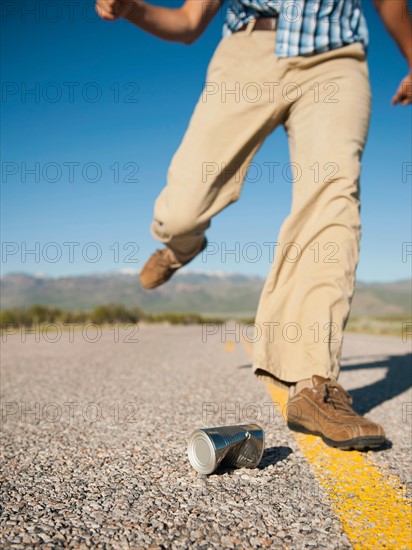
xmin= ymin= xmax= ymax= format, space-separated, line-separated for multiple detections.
xmin=221 ymin=0 xmax=369 ymax=57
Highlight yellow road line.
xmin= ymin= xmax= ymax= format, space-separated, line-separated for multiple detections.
xmin=224 ymin=339 xmax=236 ymax=353
xmin=242 ymin=338 xmax=412 ymax=550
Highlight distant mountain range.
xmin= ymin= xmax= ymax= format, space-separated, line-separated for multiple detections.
xmin=1 ymin=271 xmax=411 ymax=318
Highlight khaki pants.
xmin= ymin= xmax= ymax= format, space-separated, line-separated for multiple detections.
xmin=151 ymin=20 xmax=371 ymax=386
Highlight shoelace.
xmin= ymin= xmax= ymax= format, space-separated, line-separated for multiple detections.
xmin=152 ymin=249 xmax=174 ymax=273
xmin=317 ymin=382 xmax=357 ymax=416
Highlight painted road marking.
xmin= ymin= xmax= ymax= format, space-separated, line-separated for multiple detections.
xmin=242 ymin=338 xmax=412 ymax=550
xmin=224 ymin=339 xmax=236 ymax=353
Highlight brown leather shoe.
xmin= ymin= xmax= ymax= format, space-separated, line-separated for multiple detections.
xmin=139 ymin=239 xmax=207 ymax=290
xmin=287 ymin=375 xmax=386 ymax=450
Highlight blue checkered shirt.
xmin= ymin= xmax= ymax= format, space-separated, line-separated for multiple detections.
xmin=221 ymin=0 xmax=369 ymax=57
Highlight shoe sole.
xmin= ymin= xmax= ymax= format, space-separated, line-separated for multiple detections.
xmin=139 ymin=267 xmax=179 ymax=290
xmin=287 ymin=422 xmax=386 ymax=451
xmin=140 ymin=238 xmax=208 ymax=290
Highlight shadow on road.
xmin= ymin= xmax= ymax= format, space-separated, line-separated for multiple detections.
xmin=237 ymin=353 xmax=412 ymax=415
xmin=257 ymin=446 xmax=293 ymax=469
xmin=213 ymin=446 xmax=293 ymax=475
xmin=341 ymin=353 xmax=412 ymax=415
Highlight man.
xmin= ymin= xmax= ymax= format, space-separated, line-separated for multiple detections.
xmin=96 ymin=0 xmax=412 ymax=450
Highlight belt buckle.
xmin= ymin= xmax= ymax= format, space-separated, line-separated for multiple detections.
xmin=269 ymin=17 xmax=278 ymax=31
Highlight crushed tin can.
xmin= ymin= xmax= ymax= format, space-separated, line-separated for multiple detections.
xmin=187 ymin=423 xmax=265 ymax=475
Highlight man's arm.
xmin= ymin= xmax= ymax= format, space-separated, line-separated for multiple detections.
xmin=372 ymin=0 xmax=412 ymax=105
xmin=96 ymin=0 xmax=223 ymax=45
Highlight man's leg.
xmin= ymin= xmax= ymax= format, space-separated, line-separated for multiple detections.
xmin=141 ymin=24 xmax=290 ymax=288
xmin=254 ymin=42 xmax=371 ymax=383
xmin=253 ymin=43 xmax=385 ymax=448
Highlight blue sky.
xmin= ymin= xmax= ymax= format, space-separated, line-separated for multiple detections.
xmin=1 ymin=0 xmax=411 ymax=282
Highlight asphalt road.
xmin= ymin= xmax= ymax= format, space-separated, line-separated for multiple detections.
xmin=1 ymin=325 xmax=411 ymax=549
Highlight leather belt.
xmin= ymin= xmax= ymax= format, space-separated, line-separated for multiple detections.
xmin=236 ymin=17 xmax=278 ymax=33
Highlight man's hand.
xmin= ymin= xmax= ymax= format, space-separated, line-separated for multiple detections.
xmin=96 ymin=0 xmax=133 ymax=21
xmin=392 ymin=72 xmax=412 ymax=106
xmin=373 ymin=1 xmax=412 ymax=105
xmin=94 ymin=0 xmax=221 ymax=44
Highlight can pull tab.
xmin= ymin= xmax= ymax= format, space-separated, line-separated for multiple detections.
xmin=244 ymin=431 xmax=251 ymax=439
